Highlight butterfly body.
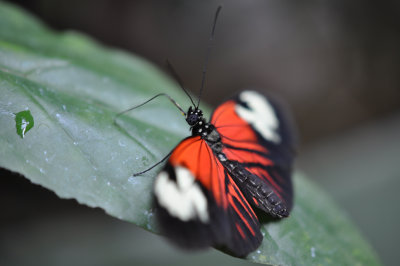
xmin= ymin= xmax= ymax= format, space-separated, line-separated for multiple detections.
xmin=153 ymin=90 xmax=295 ymax=256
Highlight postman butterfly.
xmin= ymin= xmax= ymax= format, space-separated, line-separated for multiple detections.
xmin=124 ymin=6 xmax=296 ymax=257
xmin=153 ymin=89 xmax=296 ymax=256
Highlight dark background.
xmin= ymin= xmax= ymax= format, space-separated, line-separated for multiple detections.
xmin=1 ymin=1 xmax=399 ymax=265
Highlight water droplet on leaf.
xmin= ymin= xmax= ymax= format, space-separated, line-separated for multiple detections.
xmin=128 ymin=177 xmax=138 ymax=185
xmin=118 ymin=139 xmax=126 ymax=147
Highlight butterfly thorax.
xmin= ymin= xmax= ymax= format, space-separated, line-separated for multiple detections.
xmin=186 ymin=106 xmax=222 ymax=149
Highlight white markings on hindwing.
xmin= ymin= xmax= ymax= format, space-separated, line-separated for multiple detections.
xmin=235 ymin=91 xmax=281 ymax=143
xmin=154 ymin=166 xmax=209 ymax=223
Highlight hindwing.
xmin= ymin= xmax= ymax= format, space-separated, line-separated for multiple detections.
xmin=211 ymin=90 xmax=296 ymax=216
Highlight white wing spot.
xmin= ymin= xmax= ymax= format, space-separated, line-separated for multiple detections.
xmin=154 ymin=166 xmax=209 ymax=223
xmin=235 ymin=91 xmax=281 ymax=143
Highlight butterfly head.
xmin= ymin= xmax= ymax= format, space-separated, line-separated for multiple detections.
xmin=186 ymin=106 xmax=203 ymax=126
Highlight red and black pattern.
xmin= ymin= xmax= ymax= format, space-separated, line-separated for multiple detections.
xmin=153 ymin=91 xmax=296 ymax=257
xmin=212 ymin=93 xmax=295 ymax=215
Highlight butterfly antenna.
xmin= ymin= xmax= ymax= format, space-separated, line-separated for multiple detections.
xmin=197 ymin=5 xmax=222 ymax=108
xmin=166 ymin=60 xmax=196 ymax=107
xmin=113 ymin=93 xmax=186 ymax=126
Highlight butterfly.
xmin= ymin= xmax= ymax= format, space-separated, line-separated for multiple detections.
xmin=123 ymin=6 xmax=296 ymax=257
xmin=153 ymin=90 xmax=296 ymax=256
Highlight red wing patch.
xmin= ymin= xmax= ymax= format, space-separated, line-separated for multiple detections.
xmin=211 ymin=94 xmax=294 ymax=212
xmin=168 ymin=136 xmax=227 ymax=207
xmin=154 ymin=136 xmax=262 ymax=257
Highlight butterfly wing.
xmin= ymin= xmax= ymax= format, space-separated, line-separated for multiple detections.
xmin=211 ymin=90 xmax=296 ymax=217
xmin=153 ymin=136 xmax=262 ymax=256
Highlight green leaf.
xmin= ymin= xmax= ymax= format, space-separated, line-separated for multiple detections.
xmin=15 ymin=109 xmax=34 ymax=138
xmin=252 ymin=173 xmax=381 ymax=265
xmin=0 ymin=2 xmax=381 ymax=265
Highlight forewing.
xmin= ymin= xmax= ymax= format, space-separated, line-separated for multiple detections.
xmin=153 ymin=136 xmax=262 ymax=256
xmin=211 ymin=90 xmax=296 ymax=216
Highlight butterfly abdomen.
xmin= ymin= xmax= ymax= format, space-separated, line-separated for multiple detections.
xmin=222 ymin=160 xmax=289 ymax=218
